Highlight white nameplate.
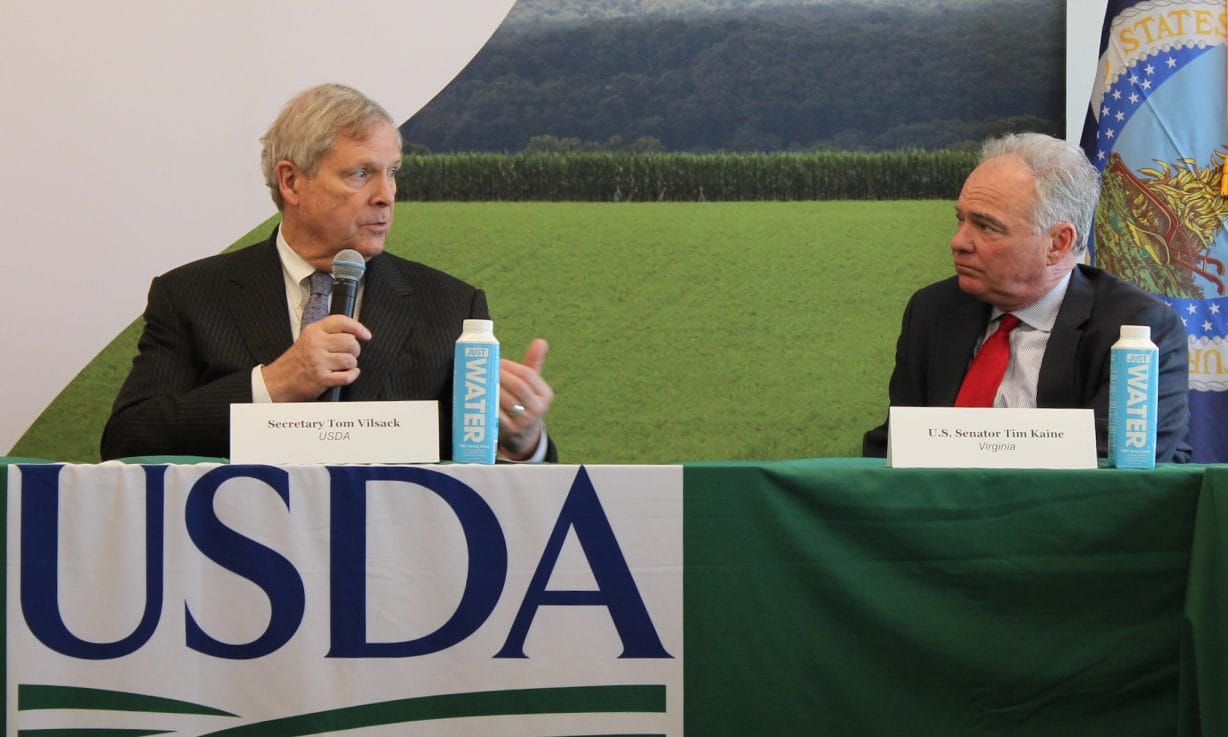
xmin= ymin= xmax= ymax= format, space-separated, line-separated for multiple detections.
xmin=230 ymin=401 xmax=439 ymax=464
xmin=887 ymin=406 xmax=1096 ymax=469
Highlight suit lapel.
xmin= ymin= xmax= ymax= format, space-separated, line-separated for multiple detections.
xmin=1037 ymin=266 xmax=1092 ymax=406
xmin=218 ymin=238 xmax=420 ymax=400
xmin=226 ymin=233 xmax=295 ymax=365
xmin=931 ymin=297 xmax=991 ymax=406
xmin=348 ymin=254 xmax=417 ymax=400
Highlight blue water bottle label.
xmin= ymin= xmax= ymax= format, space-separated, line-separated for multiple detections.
xmin=452 ymin=341 xmax=500 ymax=463
xmin=1108 ymin=346 xmax=1158 ymax=469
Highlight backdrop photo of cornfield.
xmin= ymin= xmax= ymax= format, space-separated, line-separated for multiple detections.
xmin=11 ymin=0 xmax=1062 ymax=463
xmin=394 ymin=150 xmax=976 ymax=201
xmin=14 ymin=197 xmax=956 ymax=464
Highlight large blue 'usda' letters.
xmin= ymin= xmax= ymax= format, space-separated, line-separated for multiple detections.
xmin=21 ymin=464 xmax=165 ymax=659
xmin=19 ymin=464 xmax=669 ymax=660
xmin=496 ymin=466 xmax=670 ymax=658
xmin=326 ymin=466 xmax=508 ymax=657
xmin=185 ymin=464 xmax=305 ymax=658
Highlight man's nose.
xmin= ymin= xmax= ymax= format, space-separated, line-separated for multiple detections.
xmin=950 ymin=225 xmax=972 ymax=253
xmin=372 ymin=174 xmax=395 ymax=205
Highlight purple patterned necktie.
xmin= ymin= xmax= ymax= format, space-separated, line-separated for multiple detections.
xmin=301 ymin=271 xmax=333 ymax=330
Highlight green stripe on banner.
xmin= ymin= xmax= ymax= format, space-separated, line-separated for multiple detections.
xmin=196 ymin=685 xmax=664 ymax=737
xmin=682 ymin=458 xmax=1203 ymax=737
xmin=18 ymin=730 xmax=170 ymax=737
xmin=19 ymin=685 xmax=235 ymax=716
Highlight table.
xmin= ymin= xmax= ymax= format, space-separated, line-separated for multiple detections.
xmin=3 ymin=458 xmax=1224 ymax=736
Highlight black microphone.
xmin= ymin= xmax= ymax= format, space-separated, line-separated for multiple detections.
xmin=322 ymin=249 xmax=366 ymax=402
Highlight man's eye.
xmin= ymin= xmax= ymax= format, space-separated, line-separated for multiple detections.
xmin=351 ymin=169 xmax=368 ymax=180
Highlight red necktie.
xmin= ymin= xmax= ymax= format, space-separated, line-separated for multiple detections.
xmin=954 ymin=314 xmax=1021 ymax=408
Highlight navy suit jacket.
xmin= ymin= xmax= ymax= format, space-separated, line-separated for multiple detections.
xmin=102 ymin=229 xmax=556 ymax=461
xmin=862 ymin=264 xmax=1193 ymax=462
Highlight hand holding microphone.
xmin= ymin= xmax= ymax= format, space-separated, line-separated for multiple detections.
xmin=320 ymin=249 xmax=366 ymax=402
xmin=262 ymin=249 xmax=369 ymax=403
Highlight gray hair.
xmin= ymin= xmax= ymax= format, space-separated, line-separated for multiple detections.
xmin=260 ymin=83 xmax=402 ymax=210
xmin=979 ymin=132 xmax=1100 ymax=257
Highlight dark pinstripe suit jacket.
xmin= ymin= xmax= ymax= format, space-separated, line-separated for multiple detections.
xmin=862 ymin=264 xmax=1193 ymax=462
xmin=101 ymin=229 xmax=535 ymax=461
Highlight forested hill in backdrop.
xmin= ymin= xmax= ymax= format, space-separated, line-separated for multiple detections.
xmin=400 ymin=0 xmax=1065 ymax=154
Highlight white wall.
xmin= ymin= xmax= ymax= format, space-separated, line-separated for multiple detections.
xmin=1068 ymin=0 xmax=1112 ymax=142
xmin=0 ymin=1 xmax=514 ymax=453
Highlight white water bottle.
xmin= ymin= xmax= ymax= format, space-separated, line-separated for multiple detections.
xmin=1108 ymin=324 xmax=1158 ymax=469
xmin=452 ymin=319 xmax=500 ymax=463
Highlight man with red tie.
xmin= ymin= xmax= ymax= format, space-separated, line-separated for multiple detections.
xmin=862 ymin=133 xmax=1192 ymax=461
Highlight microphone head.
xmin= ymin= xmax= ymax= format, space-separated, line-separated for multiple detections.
xmin=331 ymin=249 xmax=366 ymax=283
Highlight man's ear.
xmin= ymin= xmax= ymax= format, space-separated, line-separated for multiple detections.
xmin=275 ymin=160 xmax=302 ymax=207
xmin=1048 ymin=222 xmax=1077 ymax=264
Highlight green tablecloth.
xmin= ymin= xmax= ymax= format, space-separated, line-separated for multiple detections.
xmin=683 ymin=458 xmax=1224 ymax=736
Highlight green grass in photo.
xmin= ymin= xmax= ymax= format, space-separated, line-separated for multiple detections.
xmin=11 ymin=201 xmax=954 ymax=464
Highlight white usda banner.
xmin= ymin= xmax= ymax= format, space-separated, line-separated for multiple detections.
xmin=6 ymin=463 xmax=683 ymax=736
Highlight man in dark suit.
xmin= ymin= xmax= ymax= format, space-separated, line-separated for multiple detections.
xmin=102 ymin=83 xmax=555 ymax=461
xmin=863 ymin=133 xmax=1192 ymax=462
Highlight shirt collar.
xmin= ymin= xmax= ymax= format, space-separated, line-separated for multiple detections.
xmin=992 ymin=270 xmax=1072 ymax=332
xmin=276 ymin=225 xmax=317 ymax=287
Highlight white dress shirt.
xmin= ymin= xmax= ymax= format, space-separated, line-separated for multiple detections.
xmin=972 ymin=271 xmax=1073 ymax=408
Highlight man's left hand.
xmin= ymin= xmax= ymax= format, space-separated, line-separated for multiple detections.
xmin=498 ymin=338 xmax=554 ymax=460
